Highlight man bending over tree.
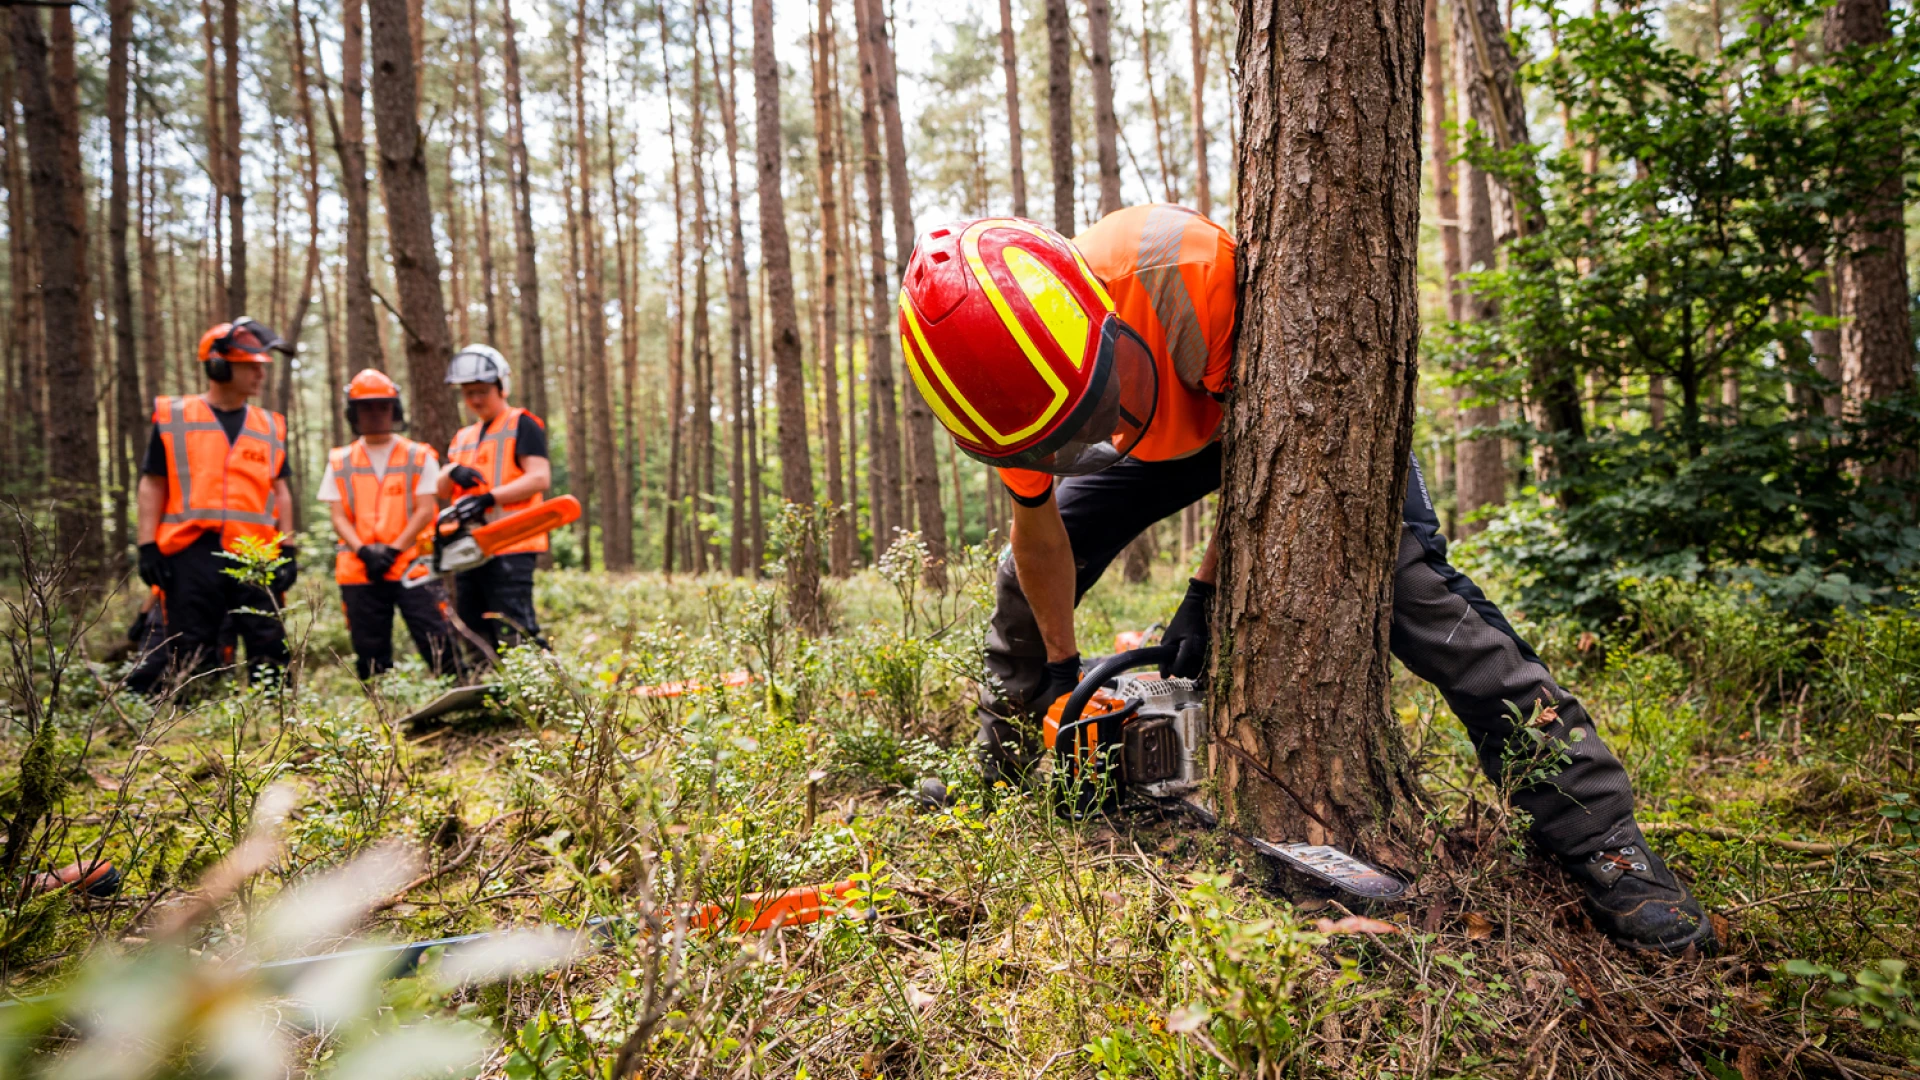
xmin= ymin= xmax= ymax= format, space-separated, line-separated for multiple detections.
xmin=896 ymin=207 xmax=1714 ymax=954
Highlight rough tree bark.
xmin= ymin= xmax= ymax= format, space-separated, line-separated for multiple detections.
xmin=1215 ymin=0 xmax=1424 ymax=851
xmin=859 ymin=0 xmax=948 ymax=582
xmin=753 ymin=0 xmax=822 ymax=628
xmin=1188 ymin=0 xmax=1210 ymax=217
xmin=1825 ymin=0 xmax=1916 ymax=480
xmin=1045 ymin=0 xmax=1073 ymax=233
xmin=502 ymin=0 xmax=549 ymax=420
xmin=137 ymin=86 xmax=164 ymax=403
xmin=334 ymin=0 xmax=384 ymax=370
xmin=1446 ymin=0 xmax=1503 ymax=534
xmin=467 ymin=0 xmax=499 ymax=342
xmin=367 ymin=0 xmax=457 ymax=451
xmin=854 ymin=3 xmax=903 ymax=553
xmin=109 ymin=0 xmax=139 ymax=565
xmin=1087 ymin=0 xmax=1122 ymax=216
xmin=703 ymin=0 xmax=754 ymax=576
xmin=12 ymin=6 xmax=102 ymax=575
xmin=997 ymin=0 xmax=1028 ymax=217
xmin=813 ymin=0 xmax=852 ymax=575
xmin=688 ymin=0 xmax=715 ymax=572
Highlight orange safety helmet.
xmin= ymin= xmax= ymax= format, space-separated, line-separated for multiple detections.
xmin=344 ymin=367 xmax=406 ymax=433
xmin=197 ymin=318 xmax=287 ymax=383
xmin=897 ymin=217 xmax=1158 ymax=476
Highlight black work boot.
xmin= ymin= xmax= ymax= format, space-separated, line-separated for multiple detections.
xmin=1559 ymin=826 xmax=1717 ymax=955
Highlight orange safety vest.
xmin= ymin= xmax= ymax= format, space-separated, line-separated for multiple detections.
xmin=447 ymin=406 xmax=548 ymax=554
xmin=152 ymin=395 xmax=287 ymax=556
xmin=329 ymin=437 xmax=436 ymax=585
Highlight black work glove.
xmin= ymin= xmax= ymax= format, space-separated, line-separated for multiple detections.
xmin=453 ymin=491 xmax=496 ymax=523
xmin=446 ymin=464 xmax=485 ymax=490
xmin=358 ymin=543 xmax=399 ymax=580
xmin=1159 ymin=578 xmax=1216 ymax=680
xmin=137 ymin=542 xmax=171 ymax=591
xmin=1034 ymin=653 xmax=1083 ymax=717
xmin=271 ymin=545 xmax=300 ymax=594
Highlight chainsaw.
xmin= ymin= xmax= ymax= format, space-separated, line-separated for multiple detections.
xmin=405 ymin=494 xmax=582 ymax=587
xmin=1047 ymin=646 xmax=1406 ymax=903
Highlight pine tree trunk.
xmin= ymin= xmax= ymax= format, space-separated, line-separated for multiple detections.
xmin=367 ymin=0 xmax=458 ymax=452
xmin=998 ymin=0 xmax=1028 ymax=217
xmin=501 ymin=0 xmax=549 ymax=420
xmin=108 ymin=0 xmax=139 ymax=566
xmin=333 ymin=0 xmax=384 ymax=371
xmin=571 ymin=0 xmax=627 ymax=571
xmin=221 ymin=0 xmax=244 ymax=313
xmin=658 ymin=4 xmax=687 ymax=574
xmin=813 ymin=0 xmax=852 ymax=576
xmin=1451 ymin=0 xmax=1505 ymax=536
xmin=859 ymin=0 xmax=948 ymax=583
xmin=1087 ymin=0 xmax=1121 ymax=216
xmin=137 ymin=92 xmax=164 ymax=404
xmin=608 ymin=90 xmax=638 ymax=567
xmin=853 ymin=6 xmax=903 ymax=554
xmin=1825 ymin=0 xmax=1916 ymax=481
xmin=1139 ymin=17 xmax=1176 ymax=203
xmin=1215 ymin=0 xmax=1424 ymax=852
xmin=466 ymin=0 xmax=499 ymax=343
xmin=753 ymin=0 xmax=822 ymax=629
xmin=12 ymin=6 xmax=102 ymax=576
xmin=1045 ymin=0 xmax=1073 ymax=232
xmin=1188 ymin=0 xmax=1211 ymax=217
xmin=688 ymin=2 xmax=715 ymax=573
xmin=1 ymin=43 xmax=44 ymax=486
xmin=560 ymin=133 xmax=593 ymax=571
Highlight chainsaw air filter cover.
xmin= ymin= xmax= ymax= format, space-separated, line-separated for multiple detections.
xmin=1104 ymin=671 xmax=1206 ymax=797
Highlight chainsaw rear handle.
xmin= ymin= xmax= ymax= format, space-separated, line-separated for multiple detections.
xmin=1054 ymin=645 xmax=1177 ymax=771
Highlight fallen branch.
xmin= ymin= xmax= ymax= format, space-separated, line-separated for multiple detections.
xmin=1642 ymin=822 xmax=1850 ymax=856
xmin=370 ymin=809 xmax=528 ymax=914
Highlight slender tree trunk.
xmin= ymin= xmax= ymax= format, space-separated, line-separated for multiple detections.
xmin=1451 ymin=0 xmax=1505 ymax=535
xmin=13 ymin=6 xmax=103 ymax=575
xmin=108 ymin=0 xmax=139 ymax=566
xmin=859 ymin=0 xmax=947 ymax=582
xmin=1806 ymin=258 xmax=1843 ymax=419
xmin=607 ymin=63 xmax=638 ymax=568
xmin=1045 ymin=0 xmax=1073 ymax=232
xmin=754 ymin=0 xmax=822 ymax=628
xmin=1188 ymin=0 xmax=1211 ymax=217
xmin=330 ymin=0 xmax=384 ymax=370
xmin=1216 ymin=0 xmax=1424 ymax=852
xmin=658 ymin=2 xmax=687 ymax=574
xmin=447 ymin=133 xmax=469 ymax=344
xmin=997 ymin=0 xmax=1028 ymax=217
xmin=688 ymin=0 xmax=715 ymax=573
xmin=1139 ymin=15 xmax=1177 ymax=203
xmin=502 ymin=0 xmax=549 ymax=419
xmin=368 ymin=0 xmax=457 ymax=451
xmin=560 ymin=132 xmax=593 ymax=570
xmin=199 ymin=0 xmax=226 ymax=308
xmin=221 ymin=0 xmax=244 ymax=313
xmin=854 ymin=5 xmax=903 ymax=553
xmin=3 ymin=41 xmax=45 ymax=488
xmin=571 ymin=0 xmax=627 ymax=570
xmin=1825 ymin=0 xmax=1916 ymax=481
xmin=1087 ymin=0 xmax=1122 ymax=216
xmin=707 ymin=0 xmax=755 ymax=576
xmin=814 ymin=0 xmax=852 ymax=575
xmin=137 ymin=91 xmax=164 ymax=404
xmin=840 ymin=105 xmax=863 ymax=562
xmin=464 ymin=0 xmax=500 ymax=345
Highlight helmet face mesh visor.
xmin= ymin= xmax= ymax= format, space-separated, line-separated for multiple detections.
xmin=962 ymin=314 xmax=1158 ymax=476
xmin=445 ymin=348 xmax=505 ymax=386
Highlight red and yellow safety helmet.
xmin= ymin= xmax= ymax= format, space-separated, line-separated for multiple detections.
xmin=897 ymin=217 xmax=1157 ymax=476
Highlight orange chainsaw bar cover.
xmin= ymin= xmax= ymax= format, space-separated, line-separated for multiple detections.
xmin=471 ymin=494 xmax=581 ymax=554
xmin=684 ymin=879 xmax=858 ymax=933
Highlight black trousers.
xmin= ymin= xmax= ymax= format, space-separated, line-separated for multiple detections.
xmin=981 ymin=445 xmax=1638 ymax=859
xmin=453 ymin=553 xmax=545 ymax=656
xmin=341 ymin=577 xmax=461 ymax=680
xmin=128 ymin=531 xmax=289 ymax=695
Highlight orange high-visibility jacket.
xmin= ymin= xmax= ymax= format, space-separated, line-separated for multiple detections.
xmin=152 ymin=395 xmax=287 ymax=556
xmin=999 ymin=205 xmax=1237 ymax=502
xmin=447 ymin=406 xmax=548 ymax=554
xmin=329 ymin=437 xmax=436 ymax=585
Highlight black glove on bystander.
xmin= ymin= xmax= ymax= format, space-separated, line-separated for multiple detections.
xmin=453 ymin=492 xmax=496 ymax=523
xmin=358 ymin=543 xmax=399 ymax=580
xmin=137 ymin=542 xmax=171 ymax=591
xmin=1159 ymin=578 xmax=1216 ymax=680
xmin=272 ymin=545 xmax=300 ymax=594
xmin=446 ymin=464 xmax=485 ymax=490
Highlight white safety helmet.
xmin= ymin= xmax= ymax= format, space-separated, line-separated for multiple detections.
xmin=445 ymin=344 xmax=511 ymax=395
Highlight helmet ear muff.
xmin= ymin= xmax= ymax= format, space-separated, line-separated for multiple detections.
xmin=204 ymin=356 xmax=233 ymax=384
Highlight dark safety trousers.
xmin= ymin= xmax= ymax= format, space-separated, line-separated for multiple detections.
xmin=980 ymin=444 xmax=1639 ymax=860
xmin=342 ymin=577 xmax=462 ymax=681
xmin=127 ymin=531 xmax=290 ymax=695
xmin=453 ymin=553 xmax=547 ymax=658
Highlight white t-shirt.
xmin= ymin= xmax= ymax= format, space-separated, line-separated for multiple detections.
xmin=318 ymin=440 xmax=440 ymax=502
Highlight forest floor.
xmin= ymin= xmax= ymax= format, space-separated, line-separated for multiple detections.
xmin=3 ymin=536 xmax=1918 ymax=1079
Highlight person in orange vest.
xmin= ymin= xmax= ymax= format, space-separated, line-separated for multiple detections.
xmin=322 ymin=369 xmax=461 ymax=680
xmin=132 ymin=318 xmax=296 ymax=694
xmin=896 ymin=208 xmax=1713 ymax=955
xmin=437 ymin=345 xmax=553 ymax=654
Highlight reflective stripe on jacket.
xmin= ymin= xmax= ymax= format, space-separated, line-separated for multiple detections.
xmin=152 ymin=395 xmax=286 ymax=556
xmin=330 ymin=437 xmax=435 ymax=584
xmin=447 ymin=406 xmax=548 ymax=554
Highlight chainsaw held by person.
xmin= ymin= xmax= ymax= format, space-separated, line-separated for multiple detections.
xmin=896 ymin=208 xmax=1715 ymax=955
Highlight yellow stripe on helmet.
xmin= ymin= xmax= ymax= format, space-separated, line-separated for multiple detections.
xmin=899 ymin=290 xmax=1067 ymax=447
